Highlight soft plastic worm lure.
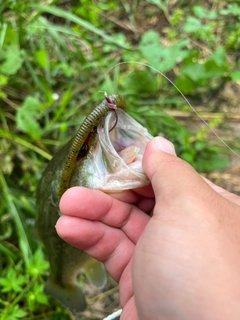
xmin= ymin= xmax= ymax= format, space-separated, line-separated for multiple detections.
xmin=58 ymin=94 xmax=126 ymax=201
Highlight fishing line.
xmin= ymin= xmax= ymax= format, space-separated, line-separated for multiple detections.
xmin=107 ymin=61 xmax=240 ymax=159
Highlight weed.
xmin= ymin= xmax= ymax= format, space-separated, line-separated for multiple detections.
xmin=1 ymin=0 xmax=239 ymax=318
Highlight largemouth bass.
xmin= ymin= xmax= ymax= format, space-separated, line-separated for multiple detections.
xmin=36 ymin=94 xmax=152 ymax=313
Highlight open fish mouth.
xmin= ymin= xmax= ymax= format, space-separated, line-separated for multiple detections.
xmin=70 ymin=108 xmax=153 ymax=191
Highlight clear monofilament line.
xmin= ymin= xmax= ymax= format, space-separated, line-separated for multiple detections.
xmin=107 ymin=61 xmax=240 ymax=159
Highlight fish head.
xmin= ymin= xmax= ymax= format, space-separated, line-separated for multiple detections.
xmin=39 ymin=95 xmax=152 ymax=205
xmin=70 ymin=107 xmax=153 ymax=192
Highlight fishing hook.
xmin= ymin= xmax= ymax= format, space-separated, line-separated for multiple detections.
xmin=104 ymin=92 xmax=118 ymax=132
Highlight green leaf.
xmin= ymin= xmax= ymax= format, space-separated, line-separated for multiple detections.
xmin=181 ymin=63 xmax=206 ymax=81
xmin=1 ymin=24 xmax=19 ymax=47
xmin=27 ymin=248 xmax=49 ymax=277
xmin=209 ymin=47 xmax=227 ymax=67
xmin=230 ymin=71 xmax=240 ymax=81
xmin=193 ymin=5 xmax=217 ymax=19
xmin=122 ymin=70 xmax=157 ymax=95
xmin=0 ymin=44 xmax=23 ymax=75
xmin=16 ymin=96 xmax=43 ymax=139
xmin=193 ymin=6 xmax=207 ymax=18
xmin=194 ymin=141 xmax=205 ymax=151
xmin=0 ymin=25 xmax=23 ymax=75
xmin=139 ymin=30 xmax=189 ymax=72
xmin=8 ymin=305 xmax=27 ymax=319
xmin=174 ymin=76 xmax=194 ymax=94
xmin=197 ymin=153 xmax=229 ymax=172
xmin=181 ymin=48 xmax=229 ymax=83
xmin=53 ymin=63 xmax=75 ymax=77
xmin=0 ymin=74 xmax=8 ymax=86
xmin=220 ymin=4 xmax=240 ymax=16
xmin=0 ymin=268 xmax=25 ymax=292
xmin=34 ymin=50 xmax=48 ymax=69
xmin=183 ymin=17 xmax=202 ymax=33
xmin=181 ymin=151 xmax=194 ymax=163
xmin=27 ymin=283 xmax=48 ymax=312
xmin=33 ymin=284 xmax=48 ymax=304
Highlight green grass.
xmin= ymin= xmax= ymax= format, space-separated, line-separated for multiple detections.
xmin=1 ymin=0 xmax=240 ymax=318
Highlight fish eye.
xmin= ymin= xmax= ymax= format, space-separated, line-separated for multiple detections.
xmin=78 ymin=144 xmax=88 ymax=157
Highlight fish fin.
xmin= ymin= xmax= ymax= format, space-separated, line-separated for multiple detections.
xmin=45 ymin=278 xmax=86 ymax=313
xmin=84 ymin=259 xmax=107 ymax=288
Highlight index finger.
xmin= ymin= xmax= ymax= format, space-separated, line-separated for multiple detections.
xmin=59 ymin=186 xmax=150 ymax=244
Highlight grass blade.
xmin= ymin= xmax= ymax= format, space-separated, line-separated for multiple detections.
xmin=0 ymin=170 xmax=32 ymax=264
xmin=0 ymin=129 xmax=52 ymax=160
xmin=31 ymin=5 xmax=131 ymax=50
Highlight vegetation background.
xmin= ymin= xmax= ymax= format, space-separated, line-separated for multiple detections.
xmin=1 ymin=0 xmax=240 ymax=319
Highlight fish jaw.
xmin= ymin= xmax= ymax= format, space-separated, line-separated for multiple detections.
xmin=70 ymin=108 xmax=153 ymax=191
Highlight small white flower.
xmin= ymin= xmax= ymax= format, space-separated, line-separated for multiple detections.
xmin=52 ymin=93 xmax=59 ymax=101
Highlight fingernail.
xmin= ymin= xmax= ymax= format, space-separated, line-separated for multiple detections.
xmin=153 ymin=137 xmax=176 ymax=155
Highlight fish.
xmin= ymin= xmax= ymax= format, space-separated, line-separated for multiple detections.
xmin=35 ymin=94 xmax=152 ymax=313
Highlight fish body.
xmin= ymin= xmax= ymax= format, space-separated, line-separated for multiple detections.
xmin=35 ymin=95 xmax=126 ymax=313
xmin=36 ymin=136 xmax=105 ymax=312
xmin=36 ymin=94 xmax=152 ymax=313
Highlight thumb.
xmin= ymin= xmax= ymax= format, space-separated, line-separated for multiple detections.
xmin=143 ymin=137 xmax=214 ymax=206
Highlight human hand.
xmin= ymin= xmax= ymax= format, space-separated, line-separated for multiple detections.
xmin=56 ymin=137 xmax=240 ymax=320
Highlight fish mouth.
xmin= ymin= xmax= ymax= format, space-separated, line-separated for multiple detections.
xmin=71 ymin=108 xmax=153 ymax=191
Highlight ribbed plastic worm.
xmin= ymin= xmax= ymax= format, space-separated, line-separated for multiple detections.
xmin=58 ymin=94 xmax=127 ymax=201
